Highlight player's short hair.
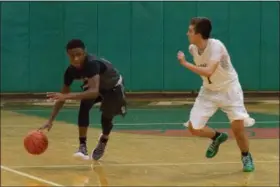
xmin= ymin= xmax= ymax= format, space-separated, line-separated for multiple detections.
xmin=66 ymin=39 xmax=85 ymax=51
xmin=190 ymin=17 xmax=212 ymax=39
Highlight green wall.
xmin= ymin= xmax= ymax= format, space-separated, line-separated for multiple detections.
xmin=1 ymin=2 xmax=279 ymax=92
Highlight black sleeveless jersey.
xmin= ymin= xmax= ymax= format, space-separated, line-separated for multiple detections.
xmin=64 ymin=54 xmax=120 ymax=92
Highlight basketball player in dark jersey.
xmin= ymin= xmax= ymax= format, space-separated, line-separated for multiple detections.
xmin=39 ymin=39 xmax=127 ymax=161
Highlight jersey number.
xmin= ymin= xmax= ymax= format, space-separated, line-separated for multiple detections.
xmin=207 ymin=77 xmax=212 ymax=84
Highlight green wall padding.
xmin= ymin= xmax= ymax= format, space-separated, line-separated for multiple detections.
xmin=97 ymin=2 xmax=131 ymax=89
xmin=131 ymin=2 xmax=164 ymax=91
xmin=1 ymin=2 xmax=279 ymax=92
xmin=163 ymin=2 xmax=199 ymax=91
xmin=228 ymin=2 xmax=262 ymax=90
xmin=29 ymin=2 xmax=65 ymax=92
xmin=1 ymin=2 xmax=30 ymax=92
xmin=260 ymin=2 xmax=280 ymax=90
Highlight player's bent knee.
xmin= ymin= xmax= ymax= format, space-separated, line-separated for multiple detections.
xmin=231 ymin=120 xmax=245 ymax=132
xmin=230 ymin=115 xmax=255 ymax=128
xmin=189 ymin=128 xmax=203 ymax=136
xmin=186 ymin=121 xmax=204 ymax=136
xmin=230 ymin=120 xmax=250 ymax=139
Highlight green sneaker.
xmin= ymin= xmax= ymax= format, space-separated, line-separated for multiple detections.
xmin=242 ymin=153 xmax=255 ymax=172
xmin=206 ymin=132 xmax=228 ymax=158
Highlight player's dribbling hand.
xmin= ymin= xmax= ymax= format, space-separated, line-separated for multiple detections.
xmin=47 ymin=92 xmax=67 ymax=102
xmin=38 ymin=121 xmax=53 ymax=132
xmin=177 ymin=51 xmax=186 ymax=63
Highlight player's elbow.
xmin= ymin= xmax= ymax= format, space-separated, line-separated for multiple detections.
xmin=204 ymin=70 xmax=213 ymax=77
xmin=89 ymin=88 xmax=99 ymax=97
xmin=206 ymin=62 xmax=219 ymax=77
xmin=205 ymin=67 xmax=216 ymax=77
xmin=61 ymin=85 xmax=71 ymax=94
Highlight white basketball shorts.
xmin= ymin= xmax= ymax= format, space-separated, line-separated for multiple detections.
xmin=184 ymin=83 xmax=255 ymax=129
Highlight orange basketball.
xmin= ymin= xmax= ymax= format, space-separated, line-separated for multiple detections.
xmin=24 ymin=130 xmax=48 ymax=155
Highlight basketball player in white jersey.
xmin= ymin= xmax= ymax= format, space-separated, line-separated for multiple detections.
xmin=177 ymin=17 xmax=255 ymax=172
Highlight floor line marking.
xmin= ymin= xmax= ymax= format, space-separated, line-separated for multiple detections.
xmin=7 ymin=160 xmax=279 ymax=169
xmin=4 ymin=108 xmax=189 ymax=112
xmin=114 ymin=121 xmax=280 ymax=126
xmin=8 ymin=106 xmax=280 ymax=112
xmin=1 ymin=165 xmax=64 ymax=186
xmin=1 ymin=121 xmax=279 ymax=127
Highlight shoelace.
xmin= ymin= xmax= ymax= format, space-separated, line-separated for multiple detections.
xmin=78 ymin=145 xmax=88 ymax=154
xmin=209 ymin=141 xmax=219 ymax=152
xmin=94 ymin=142 xmax=106 ymax=154
xmin=242 ymin=156 xmax=253 ymax=166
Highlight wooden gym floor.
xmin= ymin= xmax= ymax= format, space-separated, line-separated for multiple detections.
xmin=1 ymin=99 xmax=279 ymax=186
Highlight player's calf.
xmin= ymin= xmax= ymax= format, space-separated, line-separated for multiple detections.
xmin=186 ymin=121 xmax=228 ymax=158
xmin=91 ymin=114 xmax=113 ymax=161
xmin=74 ymin=100 xmax=94 ymax=161
xmin=231 ymin=120 xmax=249 ymax=152
xmin=231 ymin=119 xmax=255 ymax=172
xmin=187 ymin=122 xmax=216 ymax=138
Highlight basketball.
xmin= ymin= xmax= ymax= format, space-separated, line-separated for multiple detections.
xmin=24 ymin=130 xmax=48 ymax=155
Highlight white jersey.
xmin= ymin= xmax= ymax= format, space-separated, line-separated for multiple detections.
xmin=189 ymin=38 xmax=239 ymax=91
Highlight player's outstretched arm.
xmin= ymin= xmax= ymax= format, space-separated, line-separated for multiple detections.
xmin=39 ymin=85 xmax=70 ymax=131
xmin=48 ymin=85 xmax=70 ymax=122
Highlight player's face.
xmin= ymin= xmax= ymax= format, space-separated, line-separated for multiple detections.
xmin=67 ymin=48 xmax=86 ymax=68
xmin=187 ymin=25 xmax=200 ymax=44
